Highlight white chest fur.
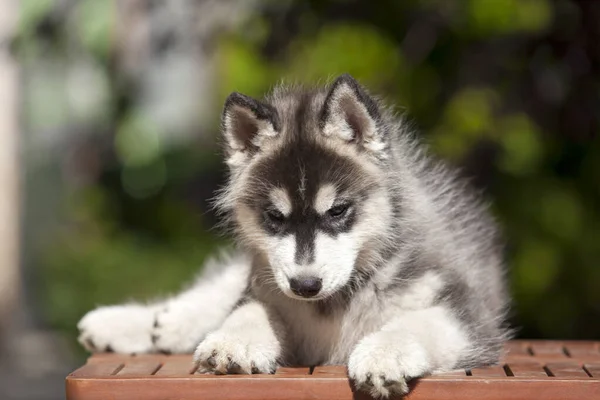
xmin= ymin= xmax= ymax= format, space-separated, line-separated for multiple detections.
xmin=274 ymin=288 xmax=384 ymax=365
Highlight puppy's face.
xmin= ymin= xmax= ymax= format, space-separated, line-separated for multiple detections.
xmin=219 ymin=74 xmax=392 ymax=300
xmin=239 ymin=143 xmax=391 ymax=300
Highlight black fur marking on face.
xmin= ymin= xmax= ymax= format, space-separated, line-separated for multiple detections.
xmin=247 ymin=138 xmax=375 ymax=264
xmin=294 ymin=90 xmax=312 ymax=146
xmin=293 ymin=216 xmax=317 ymax=264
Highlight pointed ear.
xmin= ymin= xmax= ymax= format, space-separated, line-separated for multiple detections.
xmin=319 ymin=74 xmax=386 ymax=156
xmin=221 ymin=92 xmax=280 ymax=166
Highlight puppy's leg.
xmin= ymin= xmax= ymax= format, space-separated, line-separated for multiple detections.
xmin=153 ymin=255 xmax=250 ymax=353
xmin=78 ymin=253 xmax=250 ymax=355
xmin=78 ymin=302 xmax=160 ymax=354
xmin=194 ymin=301 xmax=283 ymax=374
xmin=348 ymin=306 xmax=470 ymax=398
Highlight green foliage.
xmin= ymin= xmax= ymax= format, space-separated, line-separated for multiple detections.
xmin=76 ymin=0 xmax=114 ymax=59
xmin=285 ymin=23 xmax=403 ymax=87
xmin=497 ymin=114 xmax=544 ymax=175
xmin=217 ymin=22 xmax=403 ymax=100
xmin=116 ymin=112 xmax=163 ymax=167
xmin=465 ymin=0 xmax=553 ymax=36
xmin=19 ymin=0 xmax=54 ymax=37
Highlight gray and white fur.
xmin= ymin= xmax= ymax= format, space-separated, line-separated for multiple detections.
xmin=78 ymin=74 xmax=510 ymax=398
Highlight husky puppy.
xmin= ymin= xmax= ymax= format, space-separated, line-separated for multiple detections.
xmin=78 ymin=74 xmax=510 ymax=398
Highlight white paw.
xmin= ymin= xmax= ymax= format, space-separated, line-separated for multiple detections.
xmin=193 ymin=329 xmax=279 ymax=374
xmin=77 ymin=304 xmax=156 ymax=354
xmin=152 ymin=300 xmax=221 ymax=354
xmin=348 ymin=332 xmax=430 ymax=398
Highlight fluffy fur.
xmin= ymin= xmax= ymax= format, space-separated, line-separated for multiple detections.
xmin=78 ymin=74 xmax=510 ymax=398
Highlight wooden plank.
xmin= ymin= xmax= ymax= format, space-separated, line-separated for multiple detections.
xmin=69 ymin=361 xmax=124 ymax=378
xmin=67 ymin=376 xmax=350 ymax=400
xmin=584 ymin=364 xmax=600 ymax=378
xmin=531 ymin=342 xmax=568 ymax=357
xmin=504 ymin=340 xmax=531 ymax=356
xmin=312 ymin=366 xmax=346 ymax=377
xmin=276 ymin=367 xmax=311 ymax=376
xmin=565 ymin=342 xmax=599 ymax=357
xmin=508 ymin=363 xmax=549 ymax=378
xmin=506 ymin=354 xmax=600 ymax=364
xmin=470 ymin=365 xmax=507 ymax=378
xmin=404 ymin=380 xmax=600 ymax=400
xmin=116 ymin=359 xmax=162 ymax=376
xmin=154 ymin=359 xmax=197 ymax=376
xmin=546 ymin=363 xmax=590 ymax=378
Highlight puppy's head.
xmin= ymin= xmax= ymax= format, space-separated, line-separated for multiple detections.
xmin=217 ymin=74 xmax=394 ymax=300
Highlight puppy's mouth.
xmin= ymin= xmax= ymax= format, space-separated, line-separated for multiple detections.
xmin=283 ymin=290 xmax=328 ymax=302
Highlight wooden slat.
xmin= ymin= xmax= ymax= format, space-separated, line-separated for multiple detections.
xmin=531 ymin=342 xmax=568 ymax=357
xmin=470 ymin=365 xmax=507 ymax=378
xmin=312 ymin=366 xmax=346 ymax=377
xmin=565 ymin=342 xmax=599 ymax=357
xmin=505 ymin=354 xmax=600 ymax=364
xmin=116 ymin=359 xmax=163 ymax=376
xmin=508 ymin=363 xmax=548 ymax=378
xmin=546 ymin=363 xmax=589 ymax=378
xmin=584 ymin=364 xmax=600 ymax=378
xmin=504 ymin=340 xmax=531 ymax=356
xmin=69 ymin=361 xmax=124 ymax=378
xmin=276 ymin=367 xmax=311 ymax=376
xmin=154 ymin=359 xmax=197 ymax=376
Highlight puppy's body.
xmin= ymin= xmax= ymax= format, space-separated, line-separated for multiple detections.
xmin=78 ymin=75 xmax=509 ymax=398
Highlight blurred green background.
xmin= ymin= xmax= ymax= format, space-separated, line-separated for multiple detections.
xmin=16 ymin=0 xmax=600 ymax=359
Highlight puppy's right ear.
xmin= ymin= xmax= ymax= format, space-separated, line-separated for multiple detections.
xmin=221 ymin=92 xmax=280 ymax=167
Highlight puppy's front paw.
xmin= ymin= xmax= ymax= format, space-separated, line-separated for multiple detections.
xmin=348 ymin=333 xmax=430 ymax=398
xmin=77 ymin=304 xmax=156 ymax=354
xmin=193 ymin=329 xmax=279 ymax=375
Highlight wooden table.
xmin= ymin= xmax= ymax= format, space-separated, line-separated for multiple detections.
xmin=66 ymin=340 xmax=600 ymax=400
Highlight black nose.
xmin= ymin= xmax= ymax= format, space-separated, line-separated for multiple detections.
xmin=289 ymin=277 xmax=322 ymax=298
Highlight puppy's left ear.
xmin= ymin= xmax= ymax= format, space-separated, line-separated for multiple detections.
xmin=319 ymin=74 xmax=386 ymax=157
xmin=221 ymin=92 xmax=281 ymax=167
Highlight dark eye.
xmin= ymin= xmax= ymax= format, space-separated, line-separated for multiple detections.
xmin=327 ymin=203 xmax=350 ymax=218
xmin=265 ymin=209 xmax=285 ymax=224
